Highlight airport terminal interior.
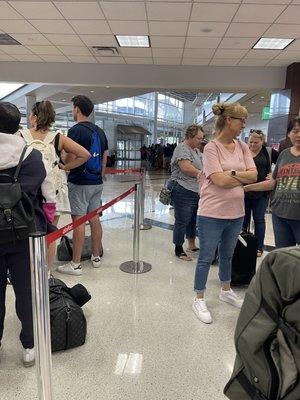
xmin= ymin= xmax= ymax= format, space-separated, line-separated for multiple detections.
xmin=0 ymin=0 xmax=300 ymax=399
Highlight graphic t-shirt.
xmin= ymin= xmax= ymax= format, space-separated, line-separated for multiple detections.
xmin=67 ymin=122 xmax=108 ymax=186
xmin=271 ymin=148 xmax=300 ymax=220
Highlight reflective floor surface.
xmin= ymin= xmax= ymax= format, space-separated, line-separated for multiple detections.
xmin=1 ymin=170 xmax=274 ymax=400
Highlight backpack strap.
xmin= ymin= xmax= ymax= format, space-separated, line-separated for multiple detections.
xmin=261 ymin=298 xmax=300 ymax=345
xmin=236 ymin=371 xmax=268 ymax=400
xmin=13 ymin=146 xmax=29 ymax=181
xmin=54 ymin=132 xmax=61 ymax=158
xmin=20 ymin=128 xmax=33 ymax=143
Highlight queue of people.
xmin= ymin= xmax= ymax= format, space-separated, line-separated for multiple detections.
xmin=0 ymin=95 xmax=108 ymax=366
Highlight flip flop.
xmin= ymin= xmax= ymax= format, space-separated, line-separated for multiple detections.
xmin=176 ymin=252 xmax=192 ymax=261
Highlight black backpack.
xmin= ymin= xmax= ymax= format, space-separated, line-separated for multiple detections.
xmin=49 ymin=277 xmax=90 ymax=352
xmin=0 ymin=146 xmax=35 ymax=244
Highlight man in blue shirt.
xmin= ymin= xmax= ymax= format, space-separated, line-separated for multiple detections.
xmin=57 ymin=95 xmax=108 ymax=276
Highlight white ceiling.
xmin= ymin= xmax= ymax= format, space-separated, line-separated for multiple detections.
xmin=0 ymin=0 xmax=299 ymax=66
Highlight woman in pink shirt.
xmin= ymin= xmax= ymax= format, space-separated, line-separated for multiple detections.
xmin=192 ymin=102 xmax=257 ymax=324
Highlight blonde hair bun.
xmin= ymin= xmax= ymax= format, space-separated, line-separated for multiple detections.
xmin=212 ymin=103 xmax=225 ymax=116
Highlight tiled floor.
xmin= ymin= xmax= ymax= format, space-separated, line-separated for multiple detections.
xmin=1 ymin=171 xmax=274 ymax=400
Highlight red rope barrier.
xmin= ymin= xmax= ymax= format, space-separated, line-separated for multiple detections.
xmin=46 ymin=186 xmax=135 ymax=245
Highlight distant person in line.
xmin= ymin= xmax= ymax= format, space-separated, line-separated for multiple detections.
xmin=243 ymin=129 xmax=278 ymax=257
xmin=58 ymin=95 xmax=108 ymax=276
xmin=193 ymin=102 xmax=257 ymax=324
xmin=245 ymin=117 xmax=300 ymax=248
xmin=169 ymin=124 xmax=204 ymax=261
xmin=0 ymin=102 xmax=47 ymax=367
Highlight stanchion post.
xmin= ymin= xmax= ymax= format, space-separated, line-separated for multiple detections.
xmin=139 ymin=168 xmax=152 ymax=230
xmin=29 ymin=233 xmax=53 ymax=400
xmin=120 ymin=183 xmax=152 ymax=274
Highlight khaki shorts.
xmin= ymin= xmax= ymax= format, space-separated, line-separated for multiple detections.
xmin=68 ymin=182 xmax=103 ymax=216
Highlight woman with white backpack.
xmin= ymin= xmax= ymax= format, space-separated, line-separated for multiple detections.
xmin=19 ymin=101 xmax=90 ymax=266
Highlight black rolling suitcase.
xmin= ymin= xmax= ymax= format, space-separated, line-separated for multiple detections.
xmin=231 ymin=232 xmax=258 ymax=286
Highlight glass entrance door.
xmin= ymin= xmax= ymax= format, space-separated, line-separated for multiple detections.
xmin=116 ymin=139 xmax=141 ymax=160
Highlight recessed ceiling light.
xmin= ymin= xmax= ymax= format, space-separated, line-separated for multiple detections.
xmin=115 ymin=35 xmax=150 ymax=48
xmin=62 ymin=99 xmax=66 ymax=102
xmin=90 ymin=90 xmax=94 ymax=93
xmin=105 ymin=85 xmax=110 ymax=89
xmin=253 ymin=37 xmax=294 ymax=50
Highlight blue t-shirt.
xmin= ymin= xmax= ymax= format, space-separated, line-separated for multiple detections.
xmin=67 ymin=122 xmax=108 ymax=185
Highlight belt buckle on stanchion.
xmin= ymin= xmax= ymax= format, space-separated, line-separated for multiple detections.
xmin=120 ymin=182 xmax=152 ymax=274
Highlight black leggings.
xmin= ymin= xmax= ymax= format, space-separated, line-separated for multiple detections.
xmin=0 ymin=240 xmax=33 ymax=349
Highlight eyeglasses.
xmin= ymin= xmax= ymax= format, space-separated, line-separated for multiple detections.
xmin=231 ymin=117 xmax=246 ymax=124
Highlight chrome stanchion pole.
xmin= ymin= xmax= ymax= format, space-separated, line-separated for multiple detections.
xmin=140 ymin=168 xmax=152 ymax=230
xmin=120 ymin=183 xmax=152 ymax=274
xmin=29 ymin=233 xmax=53 ymax=400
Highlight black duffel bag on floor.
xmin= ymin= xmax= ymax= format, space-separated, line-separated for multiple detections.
xmin=57 ymin=235 xmax=92 ymax=262
xmin=49 ymin=277 xmax=91 ymax=352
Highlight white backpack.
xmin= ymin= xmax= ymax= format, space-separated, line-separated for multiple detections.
xmin=21 ymin=129 xmax=63 ymax=195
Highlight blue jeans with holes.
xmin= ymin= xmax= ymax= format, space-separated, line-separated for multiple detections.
xmin=194 ymin=216 xmax=244 ymax=293
xmin=272 ymin=214 xmax=300 ymax=248
xmin=243 ymin=196 xmax=269 ymax=251
xmin=171 ymin=182 xmax=199 ymax=246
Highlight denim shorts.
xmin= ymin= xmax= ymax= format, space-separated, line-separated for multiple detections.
xmin=68 ymin=182 xmax=103 ymax=216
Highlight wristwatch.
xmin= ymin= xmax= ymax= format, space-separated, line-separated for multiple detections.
xmin=231 ymin=170 xmax=236 ymax=177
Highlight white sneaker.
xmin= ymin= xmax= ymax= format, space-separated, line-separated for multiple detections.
xmin=192 ymin=298 xmax=213 ymax=324
xmin=23 ymin=348 xmax=35 ymax=367
xmin=91 ymin=255 xmax=102 ymax=268
xmin=57 ymin=262 xmax=82 ymax=276
xmin=219 ymin=288 xmax=243 ymax=309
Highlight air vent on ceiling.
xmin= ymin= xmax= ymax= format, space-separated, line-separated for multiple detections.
xmin=91 ymin=46 xmax=119 ymax=56
xmin=0 ymin=34 xmax=21 ymax=45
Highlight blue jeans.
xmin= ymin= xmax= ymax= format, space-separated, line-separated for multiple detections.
xmin=243 ymin=196 xmax=269 ymax=251
xmin=171 ymin=183 xmax=199 ymax=245
xmin=194 ymin=216 xmax=244 ymax=293
xmin=272 ymin=214 xmax=300 ymax=248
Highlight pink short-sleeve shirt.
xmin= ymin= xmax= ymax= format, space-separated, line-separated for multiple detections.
xmin=198 ymin=139 xmax=256 ymax=219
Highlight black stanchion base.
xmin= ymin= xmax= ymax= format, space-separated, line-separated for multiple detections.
xmin=120 ymin=261 xmax=152 ymax=274
xmin=140 ymin=223 xmax=152 ymax=230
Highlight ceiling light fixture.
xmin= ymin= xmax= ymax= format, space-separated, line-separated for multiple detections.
xmin=90 ymin=90 xmax=94 ymax=93
xmin=115 ymin=35 xmax=150 ymax=48
xmin=253 ymin=37 xmax=294 ymax=50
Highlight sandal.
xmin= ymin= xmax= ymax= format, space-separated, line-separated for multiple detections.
xmin=177 ymin=252 xmax=192 ymax=261
xmin=257 ymin=250 xmax=263 ymax=257
xmin=186 ymin=247 xmax=199 ymax=252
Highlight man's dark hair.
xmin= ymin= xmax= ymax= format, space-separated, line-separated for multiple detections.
xmin=0 ymin=101 xmax=21 ymax=134
xmin=72 ymin=95 xmax=94 ymax=117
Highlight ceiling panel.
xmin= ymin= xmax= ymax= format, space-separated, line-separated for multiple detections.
xmin=27 ymin=45 xmax=63 ymax=55
xmin=225 ymin=23 xmax=270 ymax=37
xmin=57 ymin=45 xmax=92 ymax=56
xmin=149 ymin=21 xmax=188 ymax=36
xmin=191 ymin=3 xmax=239 ymax=22
xmin=244 ymin=49 xmax=282 ymax=59
xmin=0 ymin=54 xmax=16 ymax=61
xmin=274 ymin=51 xmax=300 ymax=60
xmin=120 ymin=47 xmax=152 ymax=57
xmin=233 ymin=4 xmax=286 ymax=23
xmin=276 ymin=5 xmax=300 ymax=23
xmin=152 ymin=48 xmax=183 ymax=58
xmin=214 ymin=49 xmax=248 ymax=58
xmin=188 ymin=22 xmax=229 ymax=37
xmin=183 ymin=48 xmax=215 ymax=58
xmin=147 ymin=2 xmax=192 ymax=21
xmin=54 ymin=2 xmax=105 ymax=20
xmin=101 ymin=2 xmax=147 ymax=20
xmin=286 ymin=39 xmax=300 ymax=50
xmin=185 ymin=36 xmax=221 ymax=49
xmin=154 ymin=58 xmax=181 ymax=65
xmin=266 ymin=59 xmax=290 ymax=66
xmin=69 ymin=20 xmax=111 ymax=35
xmin=96 ymin=56 xmax=125 ymax=63
xmin=0 ymin=2 xmax=23 ymax=19
xmin=9 ymin=1 xmax=64 ymax=19
xmin=29 ymin=20 xmax=76 ymax=34
xmin=67 ymin=55 xmax=97 ymax=63
xmin=263 ymin=24 xmax=300 ymax=37
xmin=45 ymin=34 xmax=82 ymax=46
xmin=150 ymin=36 xmax=186 ymax=48
xmin=210 ymin=59 xmax=240 ymax=66
xmin=0 ymin=45 xmax=33 ymax=54
xmin=13 ymin=54 xmax=44 ymax=62
xmin=219 ymin=37 xmax=258 ymax=49
xmin=125 ymin=57 xmax=153 ymax=64
xmin=10 ymin=33 xmax=51 ymax=45
xmin=0 ymin=19 xmax=39 ymax=34
xmin=182 ymin=58 xmax=210 ymax=65
xmin=41 ymin=54 xmax=70 ymax=62
xmin=238 ymin=59 xmax=268 ymax=66
xmin=79 ymin=35 xmax=117 ymax=47
xmin=108 ymin=20 xmax=148 ymax=35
